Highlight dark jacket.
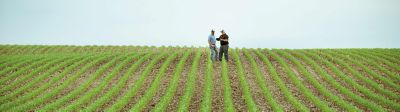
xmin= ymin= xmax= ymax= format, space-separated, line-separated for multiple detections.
xmin=217 ymin=34 xmax=229 ymax=45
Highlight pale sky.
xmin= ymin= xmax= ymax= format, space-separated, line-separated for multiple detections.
xmin=0 ymin=0 xmax=399 ymax=48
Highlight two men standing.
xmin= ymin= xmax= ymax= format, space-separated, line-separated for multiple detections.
xmin=208 ymin=30 xmax=229 ymax=61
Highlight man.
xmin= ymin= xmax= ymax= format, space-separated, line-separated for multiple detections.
xmin=216 ymin=30 xmax=229 ymax=61
xmin=208 ymin=30 xmax=218 ymax=61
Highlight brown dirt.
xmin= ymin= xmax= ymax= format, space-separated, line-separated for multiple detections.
xmin=2 ymin=59 xmax=48 ymax=86
xmin=312 ymin=55 xmax=372 ymax=110
xmin=3 ymin=47 xmax=399 ymax=111
xmin=227 ymin=54 xmax=247 ymax=111
xmin=250 ymin=50 xmax=294 ymax=111
xmin=80 ymin=57 xmax=138 ymax=108
xmin=163 ymin=52 xmax=195 ymax=111
xmin=211 ymin=59 xmax=224 ymax=111
xmin=237 ymin=51 xmax=271 ymax=111
xmin=140 ymin=55 xmax=180 ymax=112
xmin=379 ymin=63 xmax=400 ymax=76
xmin=99 ymin=60 xmax=151 ymax=110
xmin=279 ymin=53 xmax=342 ymax=111
xmin=54 ymin=58 xmax=117 ymax=108
xmin=38 ymin=47 xmax=52 ymax=54
xmin=120 ymin=56 xmax=169 ymax=111
xmin=2 ymin=64 xmax=65 ymax=99
xmin=352 ymin=64 xmax=399 ymax=95
xmin=2 ymin=59 xmax=69 ymax=96
xmin=282 ymin=56 xmax=340 ymax=111
xmin=328 ymin=59 xmax=388 ymax=98
xmin=0 ymin=59 xmax=38 ymax=86
xmin=186 ymin=51 xmax=206 ymax=111
xmin=334 ymin=54 xmax=399 ymax=99
xmin=269 ymin=52 xmax=318 ymax=111
xmin=74 ymin=59 xmax=120 ymax=109
xmin=33 ymin=59 xmax=98 ymax=109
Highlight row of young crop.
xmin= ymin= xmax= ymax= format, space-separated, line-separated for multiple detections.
xmin=0 ymin=47 xmax=398 ymax=111
xmin=303 ymin=49 xmax=398 ymax=111
xmin=0 ymin=55 xmax=86 ymax=104
xmin=81 ymin=53 xmax=153 ymax=111
xmin=328 ymin=50 xmax=399 ymax=92
xmin=253 ymin=49 xmax=310 ymax=111
xmin=16 ymin=54 xmax=106 ymax=111
xmin=344 ymin=50 xmax=400 ymax=82
xmin=0 ymin=53 xmax=117 ymax=111
xmin=0 ymin=56 xmax=44 ymax=74
xmin=276 ymin=49 xmax=360 ymax=111
xmin=242 ymin=49 xmax=284 ymax=111
xmin=310 ymin=50 xmax=399 ymax=110
xmin=0 ymin=45 xmax=204 ymax=55
xmin=60 ymin=53 xmax=141 ymax=111
xmin=0 ymin=57 xmax=56 ymax=86
xmin=105 ymin=51 xmax=169 ymax=111
xmin=334 ymin=49 xmax=400 ymax=84
xmin=266 ymin=50 xmax=398 ymax=111
xmin=129 ymin=49 xmax=182 ymax=111
xmin=269 ymin=49 xmax=333 ymax=111
xmin=230 ymin=49 xmax=259 ymax=111
xmin=287 ymin=49 xmax=380 ymax=111
xmin=199 ymin=49 xmax=214 ymax=112
xmin=177 ymin=50 xmax=202 ymax=111
xmin=0 ymin=45 xmax=139 ymax=55
xmin=201 ymin=48 xmax=397 ymax=111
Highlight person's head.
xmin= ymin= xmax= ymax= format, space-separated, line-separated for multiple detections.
xmin=211 ymin=30 xmax=215 ymax=35
xmin=221 ymin=30 xmax=225 ymax=34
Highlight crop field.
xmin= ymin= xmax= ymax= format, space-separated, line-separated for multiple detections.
xmin=0 ymin=45 xmax=399 ymax=111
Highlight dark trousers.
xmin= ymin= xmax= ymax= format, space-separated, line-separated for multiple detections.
xmin=219 ymin=45 xmax=229 ymax=61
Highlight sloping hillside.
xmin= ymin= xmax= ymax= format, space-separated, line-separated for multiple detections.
xmin=0 ymin=45 xmax=399 ymax=111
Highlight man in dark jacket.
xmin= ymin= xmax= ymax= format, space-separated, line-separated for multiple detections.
xmin=216 ymin=30 xmax=229 ymax=61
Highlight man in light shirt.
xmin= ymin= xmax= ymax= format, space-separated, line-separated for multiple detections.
xmin=208 ymin=30 xmax=218 ymax=61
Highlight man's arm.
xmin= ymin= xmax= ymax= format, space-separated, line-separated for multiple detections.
xmin=208 ymin=37 xmax=211 ymax=46
xmin=221 ymin=35 xmax=229 ymax=41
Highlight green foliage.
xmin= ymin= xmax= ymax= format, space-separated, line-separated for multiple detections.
xmin=0 ymin=45 xmax=399 ymax=111
xmin=254 ymin=49 xmax=309 ymax=112
xmin=279 ymin=49 xmax=360 ymax=111
xmin=347 ymin=49 xmax=400 ymax=82
xmin=34 ymin=53 xmax=119 ymax=111
xmin=105 ymin=52 xmax=168 ymax=111
xmin=4 ymin=54 xmax=117 ymax=111
xmin=0 ymin=55 xmax=86 ymax=104
xmin=0 ymin=54 xmax=97 ymax=110
xmin=289 ymin=50 xmax=385 ymax=111
xmin=154 ymin=50 xmax=191 ymax=111
xmin=82 ymin=53 xmax=153 ymax=112
xmin=61 ymin=53 xmax=141 ymax=111
xmin=0 ymin=57 xmax=56 ymax=85
xmin=310 ymin=50 xmax=400 ymax=110
xmin=269 ymin=50 xmax=333 ymax=112
xmin=177 ymin=50 xmax=202 ymax=112
xmin=129 ymin=51 xmax=179 ymax=111
xmin=230 ymin=49 xmax=258 ymax=111
xmin=221 ymin=57 xmax=236 ymax=112
xmin=329 ymin=49 xmax=400 ymax=92
xmin=243 ymin=49 xmax=284 ymax=112
xmin=199 ymin=49 xmax=213 ymax=112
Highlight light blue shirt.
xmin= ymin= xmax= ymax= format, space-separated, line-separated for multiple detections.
xmin=208 ymin=34 xmax=216 ymax=45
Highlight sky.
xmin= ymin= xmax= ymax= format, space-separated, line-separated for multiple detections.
xmin=0 ymin=0 xmax=399 ymax=48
